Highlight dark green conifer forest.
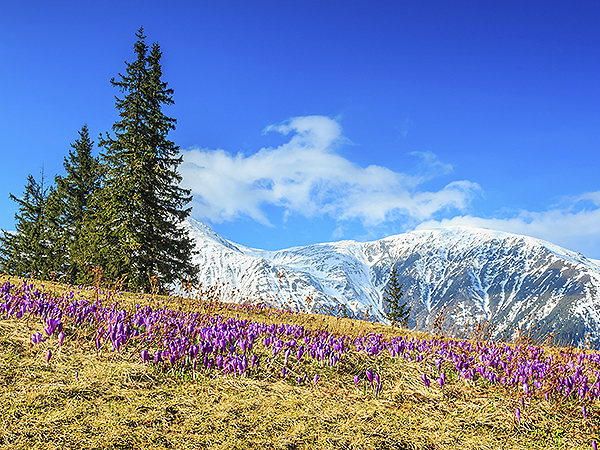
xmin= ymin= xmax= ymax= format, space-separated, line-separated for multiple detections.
xmin=0 ymin=27 xmax=198 ymax=292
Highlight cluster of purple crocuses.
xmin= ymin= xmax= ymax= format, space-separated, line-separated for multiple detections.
xmin=2 ymin=279 xmax=600 ymax=412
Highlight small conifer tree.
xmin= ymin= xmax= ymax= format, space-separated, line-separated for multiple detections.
xmin=0 ymin=169 xmax=58 ymax=278
xmin=50 ymin=124 xmax=102 ymax=283
xmin=382 ymin=266 xmax=410 ymax=328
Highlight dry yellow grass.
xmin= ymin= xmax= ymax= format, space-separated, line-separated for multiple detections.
xmin=0 ymin=275 xmax=596 ymax=449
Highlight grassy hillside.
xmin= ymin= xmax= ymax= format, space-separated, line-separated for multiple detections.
xmin=0 ymin=274 xmax=597 ymax=449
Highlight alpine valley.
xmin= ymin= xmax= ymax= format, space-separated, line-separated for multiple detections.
xmin=185 ymin=218 xmax=600 ymax=347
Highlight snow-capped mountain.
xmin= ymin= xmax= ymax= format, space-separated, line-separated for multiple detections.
xmin=185 ymin=218 xmax=600 ymax=347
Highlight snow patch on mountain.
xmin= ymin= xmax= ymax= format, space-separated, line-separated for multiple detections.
xmin=184 ymin=219 xmax=600 ymax=346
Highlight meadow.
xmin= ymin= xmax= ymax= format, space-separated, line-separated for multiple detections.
xmin=0 ymin=273 xmax=598 ymax=449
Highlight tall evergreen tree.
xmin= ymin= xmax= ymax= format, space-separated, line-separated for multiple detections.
xmin=94 ymin=27 xmax=197 ymax=291
xmin=50 ymin=124 xmax=102 ymax=283
xmin=382 ymin=266 xmax=410 ymax=328
xmin=0 ymin=169 xmax=58 ymax=278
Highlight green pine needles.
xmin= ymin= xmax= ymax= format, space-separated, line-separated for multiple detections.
xmin=0 ymin=169 xmax=56 ymax=279
xmin=0 ymin=27 xmax=198 ymax=292
xmin=49 ymin=124 xmax=102 ymax=284
xmin=93 ymin=27 xmax=197 ymax=291
xmin=382 ymin=266 xmax=410 ymax=328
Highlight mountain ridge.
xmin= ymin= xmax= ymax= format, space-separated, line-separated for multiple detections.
xmin=185 ymin=218 xmax=600 ymax=346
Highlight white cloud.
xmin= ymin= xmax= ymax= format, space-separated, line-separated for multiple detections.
xmin=179 ymin=115 xmax=600 ymax=257
xmin=180 ymin=115 xmax=481 ymax=227
xmin=414 ymin=192 xmax=600 ymax=258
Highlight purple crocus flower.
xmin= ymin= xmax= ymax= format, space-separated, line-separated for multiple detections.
xmin=353 ymin=375 xmax=360 ymax=387
xmin=44 ymin=318 xmax=61 ymax=336
xmin=46 ymin=349 xmax=52 ymax=364
xmin=592 ymin=440 xmax=597 ymax=450
xmin=421 ymin=373 xmax=430 ymax=389
xmin=58 ymin=331 xmax=65 ymax=347
xmin=313 ymin=374 xmax=319 ymax=386
xmin=366 ymin=369 xmax=374 ymax=385
xmin=437 ymin=372 xmax=446 ymax=388
xmin=583 ymin=405 xmax=587 ymax=419
xmin=141 ymin=349 xmax=150 ymax=364
xmin=32 ymin=332 xmax=45 ymax=345
xmin=515 ymin=407 xmax=521 ymax=424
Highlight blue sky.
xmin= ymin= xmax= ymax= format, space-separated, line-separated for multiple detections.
xmin=2 ymin=1 xmax=600 ymax=257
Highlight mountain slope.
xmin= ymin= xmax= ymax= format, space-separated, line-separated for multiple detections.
xmin=185 ymin=219 xmax=600 ymax=346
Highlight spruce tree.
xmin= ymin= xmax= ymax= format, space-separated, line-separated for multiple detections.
xmin=50 ymin=124 xmax=102 ymax=283
xmin=0 ymin=169 xmax=58 ymax=279
xmin=382 ymin=266 xmax=410 ymax=328
xmin=94 ymin=27 xmax=197 ymax=291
